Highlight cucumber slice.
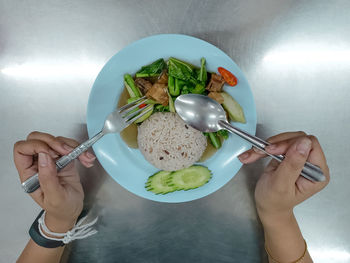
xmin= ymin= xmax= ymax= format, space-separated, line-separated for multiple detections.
xmin=168 ymin=166 xmax=212 ymax=190
xmin=134 ymin=105 xmax=154 ymax=124
xmin=145 ymin=171 xmax=176 ymax=194
xmin=221 ymin=92 xmax=246 ymax=123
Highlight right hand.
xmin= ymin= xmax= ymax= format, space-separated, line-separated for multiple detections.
xmin=238 ymin=132 xmax=330 ymax=223
xmin=13 ymin=131 xmax=96 ymax=232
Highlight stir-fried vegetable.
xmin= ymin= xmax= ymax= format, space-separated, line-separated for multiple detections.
xmin=168 ymin=57 xmax=195 ymax=81
xmin=208 ymin=132 xmax=221 ymax=149
xmin=191 ymin=83 xmax=205 ymax=94
xmin=168 ymin=75 xmax=179 ymax=96
xmin=198 ymin=57 xmax=207 ymax=83
xmin=217 ymin=129 xmax=229 ymax=140
xmin=135 ymin=58 xmax=166 ymax=78
xmin=168 ymin=92 xmax=175 ymax=113
xmin=124 ymin=74 xmax=141 ymax=97
xmin=123 ymin=57 xmax=245 ymax=153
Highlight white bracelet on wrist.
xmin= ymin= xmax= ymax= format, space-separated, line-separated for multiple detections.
xmin=38 ymin=211 xmax=98 ymax=244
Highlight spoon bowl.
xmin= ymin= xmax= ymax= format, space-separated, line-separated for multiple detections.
xmin=175 ymin=94 xmax=326 ymax=182
xmin=175 ymin=94 xmax=227 ymax=133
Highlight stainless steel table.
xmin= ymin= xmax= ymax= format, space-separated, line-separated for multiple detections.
xmin=1 ymin=1 xmax=349 ymax=262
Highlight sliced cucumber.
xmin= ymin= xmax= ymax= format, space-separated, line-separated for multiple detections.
xmin=221 ymin=92 xmax=246 ymax=123
xmin=145 ymin=171 xmax=176 ymax=194
xmin=168 ymin=166 xmax=212 ymax=190
xmin=134 ymin=105 xmax=154 ymax=124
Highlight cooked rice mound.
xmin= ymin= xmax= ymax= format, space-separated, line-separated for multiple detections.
xmin=137 ymin=112 xmax=207 ymax=171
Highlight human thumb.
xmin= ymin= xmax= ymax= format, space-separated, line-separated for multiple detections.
xmin=38 ymin=152 xmax=63 ymax=199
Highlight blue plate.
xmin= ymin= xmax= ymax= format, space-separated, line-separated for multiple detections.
xmin=87 ymin=34 xmax=256 ymax=203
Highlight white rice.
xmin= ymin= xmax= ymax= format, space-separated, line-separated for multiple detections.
xmin=137 ymin=112 xmax=207 ymax=171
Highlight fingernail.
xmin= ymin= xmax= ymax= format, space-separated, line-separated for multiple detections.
xmin=266 ymin=144 xmax=277 ymax=151
xmin=86 ymin=162 xmax=94 ymax=168
xmin=238 ymin=152 xmax=250 ymax=161
xmin=38 ymin=152 xmax=48 ymax=167
xmin=63 ymin=144 xmax=73 ymax=152
xmin=297 ymin=138 xmax=311 ymax=155
xmin=86 ymin=152 xmax=96 ymax=160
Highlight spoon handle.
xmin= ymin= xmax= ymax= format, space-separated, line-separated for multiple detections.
xmin=218 ymin=120 xmax=325 ymax=182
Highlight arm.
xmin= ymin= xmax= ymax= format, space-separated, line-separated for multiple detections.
xmin=239 ymin=132 xmax=330 ymax=263
xmin=14 ymin=132 xmax=96 ymax=263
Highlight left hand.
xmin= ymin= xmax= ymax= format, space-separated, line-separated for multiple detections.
xmin=13 ymin=132 xmax=96 ymax=232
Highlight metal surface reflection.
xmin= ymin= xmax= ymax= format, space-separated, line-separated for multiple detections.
xmin=1 ymin=0 xmax=350 ymax=262
xmin=1 ymin=60 xmax=103 ymax=80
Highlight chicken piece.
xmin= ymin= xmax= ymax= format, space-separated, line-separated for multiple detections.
xmin=208 ymin=92 xmax=224 ymax=104
xmin=206 ymin=73 xmax=225 ymax=92
xmin=135 ymin=78 xmax=153 ymax=95
xmin=146 ymin=83 xmax=169 ymax=106
xmin=156 ymin=70 xmax=168 ymax=84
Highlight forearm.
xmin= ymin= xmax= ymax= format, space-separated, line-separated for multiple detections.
xmin=17 ymin=239 xmax=64 ymax=263
xmin=17 ymin=213 xmax=75 ymax=263
xmin=259 ymin=211 xmax=313 ymax=263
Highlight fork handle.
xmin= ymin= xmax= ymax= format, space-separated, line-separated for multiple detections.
xmin=21 ymin=131 xmax=104 ymax=193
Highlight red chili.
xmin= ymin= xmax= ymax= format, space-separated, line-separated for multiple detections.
xmin=139 ymin=103 xmax=147 ymax=109
xmin=218 ymin=67 xmax=238 ymax=86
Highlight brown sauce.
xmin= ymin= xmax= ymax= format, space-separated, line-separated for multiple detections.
xmin=117 ymin=87 xmax=219 ymax=159
xmin=118 ymin=88 xmax=138 ymax=148
xmin=199 ymin=138 xmax=219 ymax=162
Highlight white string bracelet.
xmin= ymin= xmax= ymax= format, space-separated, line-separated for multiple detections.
xmin=38 ymin=211 xmax=98 ymax=244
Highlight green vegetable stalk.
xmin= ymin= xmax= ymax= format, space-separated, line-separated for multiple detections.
xmin=209 ymin=132 xmax=221 ymax=149
xmin=124 ymin=74 xmax=141 ymax=98
xmin=168 ymin=75 xmax=180 ymax=96
xmin=168 ymin=92 xmax=175 ymax=113
xmin=198 ymin=57 xmax=207 ymax=83
xmin=175 ymin=78 xmax=187 ymax=93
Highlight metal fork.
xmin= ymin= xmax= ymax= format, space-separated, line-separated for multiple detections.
xmin=22 ymin=96 xmax=152 ymax=193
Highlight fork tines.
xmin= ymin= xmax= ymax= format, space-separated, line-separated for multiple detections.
xmin=118 ymin=96 xmax=153 ymax=124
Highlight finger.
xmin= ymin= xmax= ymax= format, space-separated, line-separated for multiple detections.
xmin=27 ymin=132 xmax=69 ymax=155
xmin=265 ymin=135 xmax=330 ymax=183
xmin=27 ymin=132 xmax=96 ymax=166
xmin=306 ymin=135 xmax=330 ymax=184
xmin=238 ymin=131 xmax=307 ymax=164
xmin=265 ymin=159 xmax=280 ymax=173
xmin=38 ymin=152 xmax=64 ymax=201
xmin=56 ymin=136 xmax=96 ymax=166
xmin=275 ymin=137 xmax=312 ymax=186
xmin=13 ymin=140 xmax=51 ymax=179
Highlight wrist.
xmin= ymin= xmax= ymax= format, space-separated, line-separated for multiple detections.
xmin=257 ymin=208 xmax=294 ymax=228
xmin=44 ymin=213 xmax=77 ymax=233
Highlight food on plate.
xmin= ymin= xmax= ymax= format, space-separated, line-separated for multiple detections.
xmin=206 ymin=73 xmax=225 ymax=92
xmin=118 ymin=57 xmax=247 ymax=194
xmin=218 ymin=67 xmax=238 ymax=86
xmin=221 ymin=92 xmax=246 ymax=123
xmin=208 ymin=91 xmax=224 ymax=104
xmin=137 ymin=112 xmax=207 ymax=171
xmin=145 ymin=166 xmax=212 ymax=194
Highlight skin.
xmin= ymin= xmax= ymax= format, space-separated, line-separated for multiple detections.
xmin=238 ymin=132 xmax=330 ymax=263
xmin=13 ymin=132 xmax=96 ymax=263
xmin=13 ymin=131 xmax=329 ymax=263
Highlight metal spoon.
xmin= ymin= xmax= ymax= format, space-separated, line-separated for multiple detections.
xmin=174 ymin=94 xmax=325 ymax=182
